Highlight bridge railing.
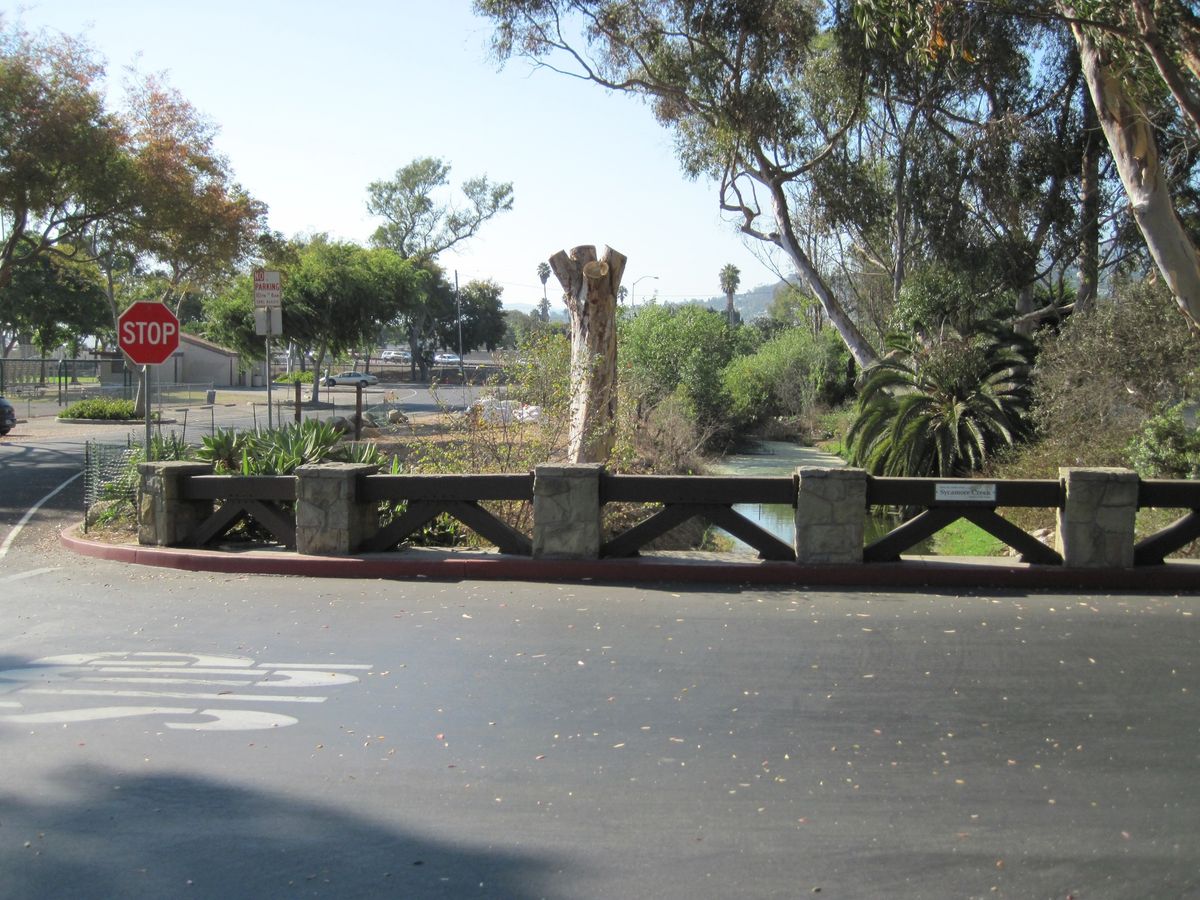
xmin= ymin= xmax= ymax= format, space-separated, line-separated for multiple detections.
xmin=135 ymin=462 xmax=1200 ymax=569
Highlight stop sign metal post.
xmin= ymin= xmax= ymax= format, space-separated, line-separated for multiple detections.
xmin=118 ymin=302 xmax=181 ymax=458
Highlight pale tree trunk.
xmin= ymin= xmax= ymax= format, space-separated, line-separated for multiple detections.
xmin=767 ymin=179 xmax=880 ymax=368
xmin=1071 ymin=15 xmax=1200 ymax=328
xmin=549 ymin=244 xmax=627 ymax=463
xmin=1076 ymin=79 xmax=1102 ymax=316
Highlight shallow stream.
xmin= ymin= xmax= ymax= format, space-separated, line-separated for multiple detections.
xmin=709 ymin=440 xmax=923 ymax=554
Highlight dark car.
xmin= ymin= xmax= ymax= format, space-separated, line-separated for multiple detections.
xmin=0 ymin=397 xmax=16 ymax=435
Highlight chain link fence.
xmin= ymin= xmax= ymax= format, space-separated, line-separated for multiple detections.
xmin=83 ymin=439 xmax=140 ymax=534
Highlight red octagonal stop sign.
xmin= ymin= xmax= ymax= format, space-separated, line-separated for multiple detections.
xmin=118 ymin=301 xmax=180 ymax=366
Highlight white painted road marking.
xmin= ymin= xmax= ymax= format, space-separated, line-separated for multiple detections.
xmin=0 ymin=651 xmax=370 ymax=731
xmin=0 ymin=566 xmax=63 ymax=583
xmin=0 ymin=472 xmax=81 ymax=559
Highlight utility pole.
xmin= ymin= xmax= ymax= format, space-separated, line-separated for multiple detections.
xmin=455 ymin=270 xmax=465 ymax=407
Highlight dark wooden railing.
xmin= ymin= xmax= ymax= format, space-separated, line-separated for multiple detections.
xmin=182 ymin=475 xmax=297 ymax=547
xmin=600 ymin=474 xmax=796 ymax=560
xmin=1135 ymin=479 xmax=1200 ymax=565
xmin=358 ymin=473 xmax=534 ymax=554
xmin=163 ymin=468 xmax=1200 ymax=566
xmin=864 ymin=477 xmax=1063 ymax=564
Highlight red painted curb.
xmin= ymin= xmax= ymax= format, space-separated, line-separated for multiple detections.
xmin=58 ymin=525 xmax=1200 ymax=590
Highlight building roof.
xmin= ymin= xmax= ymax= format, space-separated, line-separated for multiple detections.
xmin=180 ymin=331 xmax=239 ymax=357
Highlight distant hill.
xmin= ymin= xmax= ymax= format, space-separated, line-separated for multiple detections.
xmin=685 ymin=280 xmax=787 ymax=320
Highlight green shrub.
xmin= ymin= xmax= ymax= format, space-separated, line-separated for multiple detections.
xmin=1127 ymin=404 xmax=1200 ymax=478
xmin=274 ymin=371 xmax=314 ymax=384
xmin=60 ymin=398 xmax=138 ymax=420
xmin=620 ymin=304 xmax=740 ymax=442
xmin=723 ymin=326 xmax=852 ymax=430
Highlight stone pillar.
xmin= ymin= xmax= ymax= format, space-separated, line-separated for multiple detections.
xmin=1057 ymin=467 xmax=1138 ymax=568
xmin=138 ymin=461 xmax=214 ymax=546
xmin=532 ymin=463 xmax=603 ymax=558
xmin=295 ymin=463 xmax=379 ymax=555
xmin=795 ymin=466 xmax=867 ymax=564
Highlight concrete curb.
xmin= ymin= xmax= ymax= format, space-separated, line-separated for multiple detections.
xmin=59 ymin=525 xmax=1200 ymax=590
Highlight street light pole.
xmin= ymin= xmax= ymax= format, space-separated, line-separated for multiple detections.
xmin=631 ymin=275 xmax=659 ymax=311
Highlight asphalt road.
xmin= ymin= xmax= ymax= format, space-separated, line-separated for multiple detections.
xmin=1 ymin=407 xmax=1199 ymax=898
xmin=0 ymin=506 xmax=1197 ymax=898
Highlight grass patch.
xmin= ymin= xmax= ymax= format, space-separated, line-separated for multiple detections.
xmin=930 ymin=518 xmax=1008 ymax=557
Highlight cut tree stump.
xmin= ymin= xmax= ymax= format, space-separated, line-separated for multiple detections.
xmin=549 ymin=244 xmax=626 ymax=463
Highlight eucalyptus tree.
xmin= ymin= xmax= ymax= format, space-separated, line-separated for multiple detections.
xmin=367 ymin=157 xmax=513 ymax=261
xmin=852 ymin=0 xmax=1200 ymax=328
xmin=478 ymin=0 xmax=882 ymax=367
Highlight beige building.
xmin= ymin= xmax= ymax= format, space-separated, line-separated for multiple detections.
xmin=170 ymin=333 xmax=242 ymax=386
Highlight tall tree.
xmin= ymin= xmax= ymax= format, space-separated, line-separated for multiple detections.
xmin=478 ymin=0 xmax=883 ymax=367
xmin=367 ymin=156 xmax=514 ymax=377
xmin=0 ymin=19 xmax=133 ymax=295
xmin=719 ymin=263 xmax=741 ymax=326
xmin=366 ymin=157 xmax=513 ymax=261
xmin=119 ymin=73 xmax=266 ymax=315
xmin=852 ymin=0 xmax=1200 ymax=327
xmin=536 ymin=260 xmax=552 ymax=321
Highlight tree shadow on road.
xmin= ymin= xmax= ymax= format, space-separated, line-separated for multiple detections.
xmin=0 ymin=764 xmax=559 ymax=899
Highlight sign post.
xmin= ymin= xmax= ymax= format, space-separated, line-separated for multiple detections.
xmin=118 ymin=301 xmax=181 ymax=460
xmin=252 ymin=271 xmax=282 ymax=429
xmin=253 ymin=269 xmax=283 ymax=429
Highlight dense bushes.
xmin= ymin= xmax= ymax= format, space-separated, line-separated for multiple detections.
xmin=620 ymin=305 xmax=745 ymax=437
xmin=60 ymin=398 xmax=139 ymax=420
xmin=723 ymin=326 xmax=852 ymax=430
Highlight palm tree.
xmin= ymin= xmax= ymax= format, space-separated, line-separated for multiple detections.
xmin=719 ymin=263 xmax=740 ymax=326
xmin=846 ymin=323 xmax=1034 ymax=477
xmin=536 ymin=261 xmax=551 ymax=321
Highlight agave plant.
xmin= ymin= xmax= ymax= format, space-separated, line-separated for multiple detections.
xmin=846 ymin=323 xmax=1034 ymax=477
xmin=196 ymin=427 xmax=248 ymax=472
xmin=244 ymin=420 xmax=346 ymax=474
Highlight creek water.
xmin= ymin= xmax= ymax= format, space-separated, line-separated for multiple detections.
xmin=709 ymin=440 xmax=920 ymax=554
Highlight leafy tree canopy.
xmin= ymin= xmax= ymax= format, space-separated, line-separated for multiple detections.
xmin=367 ymin=156 xmax=513 ymax=261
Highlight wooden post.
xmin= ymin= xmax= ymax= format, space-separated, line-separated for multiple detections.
xmin=549 ymin=244 xmax=627 ymax=463
xmin=294 ymin=380 xmax=302 ymax=423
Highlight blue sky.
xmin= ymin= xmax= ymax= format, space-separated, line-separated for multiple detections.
xmin=11 ymin=1 xmax=784 ymax=310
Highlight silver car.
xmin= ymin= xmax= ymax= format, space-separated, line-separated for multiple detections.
xmin=324 ymin=371 xmax=379 ymax=388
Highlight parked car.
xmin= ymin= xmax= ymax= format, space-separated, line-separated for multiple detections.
xmin=0 ymin=397 xmax=15 ymax=435
xmin=380 ymin=349 xmax=411 ymax=363
xmin=434 ymin=352 xmax=462 ymax=365
xmin=324 ymin=371 xmax=379 ymax=388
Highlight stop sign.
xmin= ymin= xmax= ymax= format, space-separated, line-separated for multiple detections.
xmin=118 ymin=301 xmax=181 ymax=366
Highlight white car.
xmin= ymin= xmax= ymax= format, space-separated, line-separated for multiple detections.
xmin=324 ymin=371 xmax=379 ymax=387
xmin=434 ymin=352 xmax=462 ymax=365
xmin=380 ymin=349 xmax=411 ymax=362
